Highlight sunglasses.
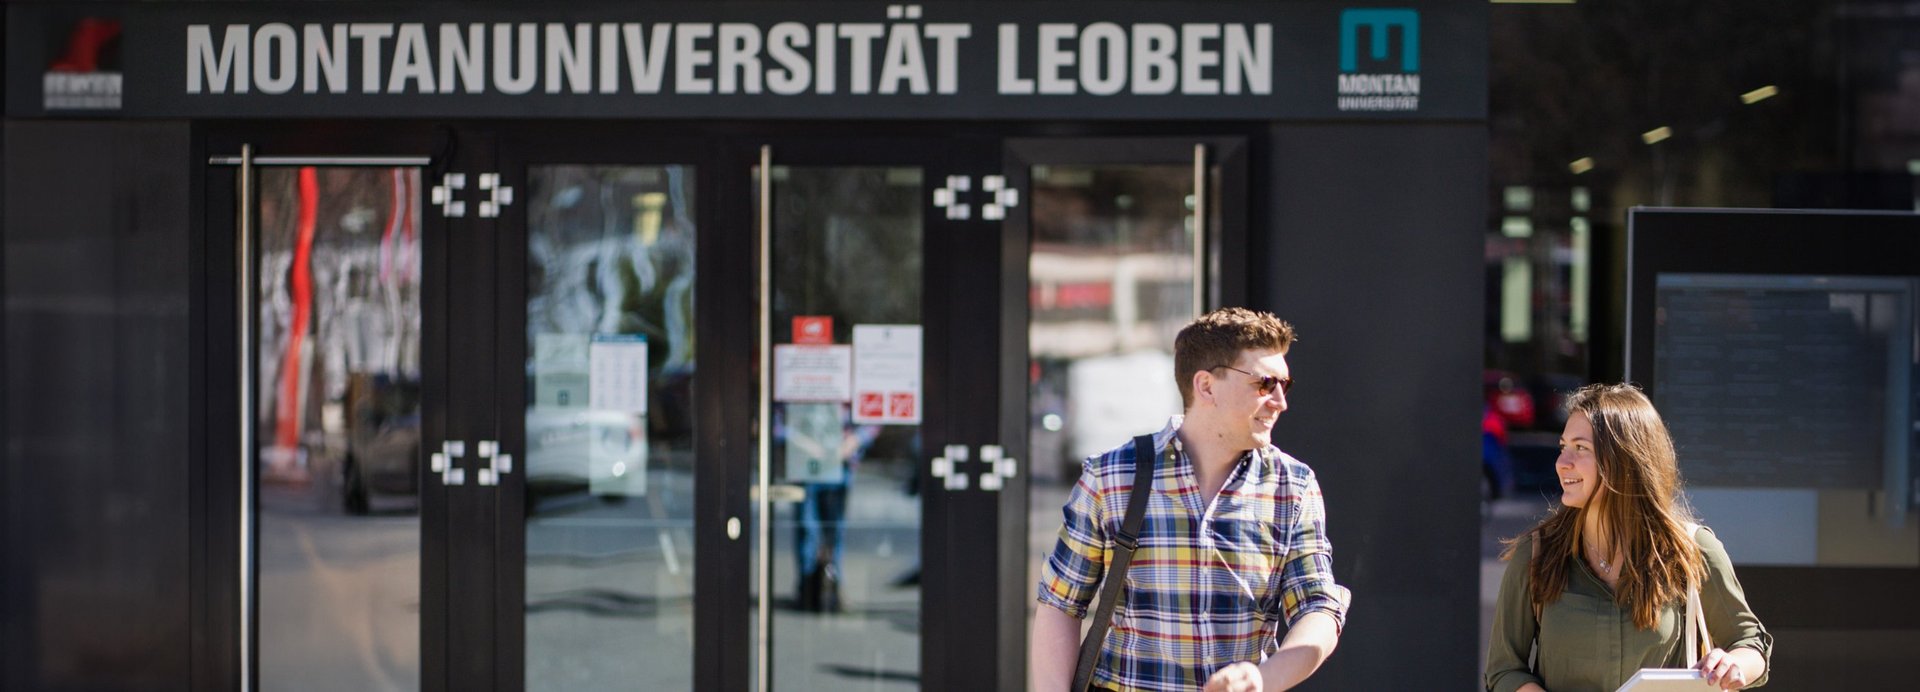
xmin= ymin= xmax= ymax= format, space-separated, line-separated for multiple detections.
xmin=1214 ymin=365 xmax=1292 ymax=396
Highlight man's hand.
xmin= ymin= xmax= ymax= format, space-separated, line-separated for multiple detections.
xmin=1204 ymin=662 xmax=1263 ymax=692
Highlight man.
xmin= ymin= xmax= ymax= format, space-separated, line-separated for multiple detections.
xmin=1032 ymin=308 xmax=1351 ymax=692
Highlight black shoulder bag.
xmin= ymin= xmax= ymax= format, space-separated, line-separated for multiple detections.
xmin=1070 ymin=434 xmax=1158 ymax=692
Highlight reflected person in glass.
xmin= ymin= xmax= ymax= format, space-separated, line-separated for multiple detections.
xmin=1486 ymin=383 xmax=1772 ymax=692
xmin=1031 ymin=308 xmax=1350 ymax=692
xmin=776 ymin=401 xmax=880 ymax=613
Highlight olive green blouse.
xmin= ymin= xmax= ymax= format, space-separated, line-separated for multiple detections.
xmin=1486 ymin=527 xmax=1772 ymax=692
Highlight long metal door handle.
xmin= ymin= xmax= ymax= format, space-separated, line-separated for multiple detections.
xmin=754 ymin=145 xmax=775 ymax=692
xmin=237 ymin=143 xmax=256 ymax=692
xmin=1192 ymin=143 xmax=1209 ymax=316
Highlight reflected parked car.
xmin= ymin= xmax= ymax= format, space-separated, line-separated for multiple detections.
xmin=340 ymin=373 xmax=422 ymax=515
xmin=524 ymin=407 xmax=648 ymax=513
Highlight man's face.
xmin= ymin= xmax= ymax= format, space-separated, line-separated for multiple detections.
xmin=1213 ymin=348 xmax=1290 ymax=449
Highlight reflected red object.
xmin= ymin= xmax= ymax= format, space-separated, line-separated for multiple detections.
xmin=1030 ymin=282 xmax=1113 ymax=310
xmin=1483 ymin=369 xmax=1536 ymax=429
xmin=380 ymin=169 xmax=415 ymax=284
xmin=793 ymin=316 xmax=834 ymax=345
xmin=275 ymin=169 xmax=319 ymax=458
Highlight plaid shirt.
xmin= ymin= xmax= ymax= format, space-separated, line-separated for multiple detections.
xmin=1037 ymin=417 xmax=1351 ymax=691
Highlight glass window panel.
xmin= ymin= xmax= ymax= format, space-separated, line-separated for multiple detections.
xmin=257 ymin=166 xmax=423 ymax=691
xmin=1024 ymin=163 xmax=1198 ymax=632
xmin=1653 ymin=273 xmax=1920 ymax=568
xmin=523 ymin=165 xmax=698 ymax=690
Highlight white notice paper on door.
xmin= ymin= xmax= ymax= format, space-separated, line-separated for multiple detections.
xmin=774 ymin=344 xmax=853 ymax=402
xmin=589 ymin=334 xmax=648 ymax=413
xmin=851 ymin=324 xmax=921 ymax=425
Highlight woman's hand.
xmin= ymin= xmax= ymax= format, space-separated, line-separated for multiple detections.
xmin=1698 ymin=647 xmax=1763 ymax=690
xmin=1203 ymin=661 xmax=1264 ymax=692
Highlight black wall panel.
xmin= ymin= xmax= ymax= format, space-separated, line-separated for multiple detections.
xmin=1265 ymin=122 xmax=1487 ymax=690
xmin=4 ymin=121 xmax=196 ymax=692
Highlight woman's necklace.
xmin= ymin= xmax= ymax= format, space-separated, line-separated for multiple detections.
xmin=1586 ymin=542 xmax=1617 ymax=576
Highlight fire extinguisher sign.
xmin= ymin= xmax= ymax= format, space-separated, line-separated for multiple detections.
xmin=851 ymin=324 xmax=921 ymax=425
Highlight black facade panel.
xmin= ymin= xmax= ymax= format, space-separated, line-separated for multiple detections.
xmin=3 ymin=121 xmax=196 ymax=691
xmin=1264 ymin=122 xmax=1487 ymax=690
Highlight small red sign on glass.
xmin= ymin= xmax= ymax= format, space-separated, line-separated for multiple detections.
xmin=793 ymin=316 xmax=834 ymax=345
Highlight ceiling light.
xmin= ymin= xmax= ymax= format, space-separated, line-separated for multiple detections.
xmin=1641 ymin=127 xmax=1672 ymax=145
xmin=1740 ymin=85 xmax=1778 ymax=104
xmin=1569 ymin=157 xmax=1595 ymax=175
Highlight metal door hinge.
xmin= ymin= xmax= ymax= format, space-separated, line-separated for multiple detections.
xmin=931 ymin=444 xmax=971 ymax=491
xmin=979 ymin=444 xmax=1018 ymax=491
xmin=475 ymin=439 xmax=512 ymax=486
xmin=933 ymin=175 xmax=972 ymax=221
xmin=436 ymin=440 xmax=467 ymax=486
xmin=431 ymin=173 xmax=467 ymax=218
xmin=478 ymin=173 xmax=514 ymax=218
xmin=981 ymin=176 xmax=1020 ymax=221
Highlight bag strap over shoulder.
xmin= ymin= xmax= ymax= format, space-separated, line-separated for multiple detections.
xmin=1682 ymin=522 xmax=1711 ymax=667
xmin=1070 ymin=434 xmax=1159 ymax=692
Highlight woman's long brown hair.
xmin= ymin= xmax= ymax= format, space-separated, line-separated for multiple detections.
xmin=1500 ymin=383 xmax=1706 ymax=630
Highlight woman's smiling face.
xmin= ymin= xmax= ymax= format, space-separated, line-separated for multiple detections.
xmin=1557 ymin=412 xmax=1600 ymax=508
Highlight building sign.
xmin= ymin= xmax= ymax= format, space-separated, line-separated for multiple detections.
xmin=1336 ymin=8 xmax=1420 ymax=112
xmin=6 ymin=2 xmax=1484 ymax=120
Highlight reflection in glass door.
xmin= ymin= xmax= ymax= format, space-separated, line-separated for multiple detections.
xmin=255 ymin=166 xmax=423 ymax=690
xmin=1022 ymin=158 xmax=1217 ymax=631
xmin=521 ymin=165 xmax=698 ymax=690
xmin=752 ymin=163 xmax=925 ymax=691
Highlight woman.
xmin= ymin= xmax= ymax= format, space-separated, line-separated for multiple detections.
xmin=1486 ymin=383 xmax=1771 ymax=691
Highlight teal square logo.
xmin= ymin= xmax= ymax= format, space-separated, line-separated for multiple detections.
xmin=1340 ymin=8 xmax=1419 ymax=73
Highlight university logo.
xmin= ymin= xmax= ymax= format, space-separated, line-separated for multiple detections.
xmin=1336 ymin=8 xmax=1419 ymax=112
xmin=43 ymin=17 xmax=124 ymax=111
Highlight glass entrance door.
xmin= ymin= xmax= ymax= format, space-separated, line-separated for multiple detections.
xmin=751 ymin=153 xmax=929 ymax=692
